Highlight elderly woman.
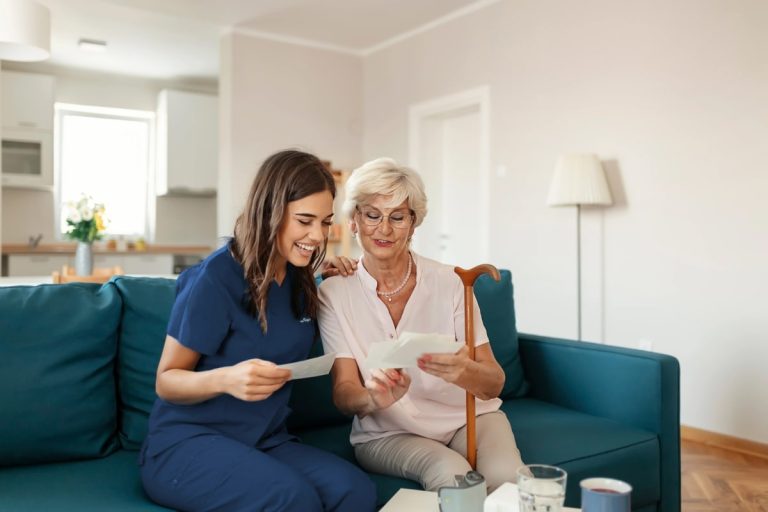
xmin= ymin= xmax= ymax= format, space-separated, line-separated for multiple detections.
xmin=318 ymin=158 xmax=524 ymax=493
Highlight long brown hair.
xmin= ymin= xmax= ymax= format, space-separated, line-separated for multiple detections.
xmin=230 ymin=150 xmax=336 ymax=332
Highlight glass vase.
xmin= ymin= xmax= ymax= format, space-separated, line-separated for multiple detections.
xmin=74 ymin=241 xmax=93 ymax=276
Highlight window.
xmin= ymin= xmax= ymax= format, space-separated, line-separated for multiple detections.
xmin=56 ymin=104 xmax=154 ymax=239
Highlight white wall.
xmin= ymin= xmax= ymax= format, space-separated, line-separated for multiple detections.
xmin=361 ymin=0 xmax=768 ymax=443
xmin=0 ymin=64 xmax=219 ymax=247
xmin=217 ymin=32 xmax=363 ymax=238
xmin=0 ymin=73 xmax=3 ymax=259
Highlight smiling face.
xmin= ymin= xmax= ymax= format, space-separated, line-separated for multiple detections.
xmin=353 ymin=195 xmax=415 ymax=263
xmin=276 ymin=190 xmax=335 ymax=271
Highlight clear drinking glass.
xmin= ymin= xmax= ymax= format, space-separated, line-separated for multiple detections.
xmin=517 ymin=464 xmax=567 ymax=512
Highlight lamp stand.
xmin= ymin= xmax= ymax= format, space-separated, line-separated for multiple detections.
xmin=576 ymin=204 xmax=582 ymax=341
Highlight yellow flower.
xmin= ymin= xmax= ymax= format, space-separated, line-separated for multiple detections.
xmin=95 ymin=211 xmax=105 ymax=232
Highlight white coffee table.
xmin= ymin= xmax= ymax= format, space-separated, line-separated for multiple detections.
xmin=380 ymin=489 xmax=439 ymax=512
xmin=380 ymin=484 xmax=581 ymax=512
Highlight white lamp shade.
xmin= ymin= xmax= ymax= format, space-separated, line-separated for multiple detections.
xmin=0 ymin=0 xmax=50 ymax=62
xmin=547 ymin=153 xmax=613 ymax=206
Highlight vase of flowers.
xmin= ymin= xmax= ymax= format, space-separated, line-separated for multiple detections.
xmin=64 ymin=196 xmax=107 ymax=276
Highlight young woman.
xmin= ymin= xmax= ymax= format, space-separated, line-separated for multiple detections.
xmin=140 ymin=150 xmax=376 ymax=512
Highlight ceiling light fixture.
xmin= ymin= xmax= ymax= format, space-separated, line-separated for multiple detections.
xmin=0 ymin=0 xmax=51 ymax=62
xmin=78 ymin=38 xmax=107 ymax=52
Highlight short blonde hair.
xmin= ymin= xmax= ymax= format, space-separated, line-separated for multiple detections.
xmin=342 ymin=158 xmax=428 ymax=228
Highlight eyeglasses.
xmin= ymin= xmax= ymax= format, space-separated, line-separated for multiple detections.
xmin=356 ymin=206 xmax=414 ymax=229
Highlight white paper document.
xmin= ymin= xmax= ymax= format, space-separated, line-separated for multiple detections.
xmin=279 ymin=352 xmax=336 ymax=380
xmin=364 ymin=332 xmax=462 ymax=370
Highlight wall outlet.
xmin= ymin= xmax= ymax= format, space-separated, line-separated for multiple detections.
xmin=638 ymin=339 xmax=653 ymax=351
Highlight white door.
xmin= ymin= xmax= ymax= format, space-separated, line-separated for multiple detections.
xmin=411 ymin=104 xmax=486 ymax=269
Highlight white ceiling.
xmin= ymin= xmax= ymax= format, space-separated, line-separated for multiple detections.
xmin=32 ymin=0 xmax=488 ymax=81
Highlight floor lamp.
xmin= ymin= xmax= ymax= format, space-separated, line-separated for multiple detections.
xmin=547 ymin=154 xmax=613 ymax=341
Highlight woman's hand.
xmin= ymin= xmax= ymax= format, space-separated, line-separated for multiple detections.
xmin=417 ymin=345 xmax=472 ymax=384
xmin=321 ymin=256 xmax=359 ymax=278
xmin=365 ymin=368 xmax=410 ymax=410
xmin=417 ymin=344 xmax=505 ymax=400
xmin=224 ymin=359 xmax=292 ymax=402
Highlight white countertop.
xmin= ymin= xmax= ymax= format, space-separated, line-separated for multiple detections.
xmin=1 ymin=243 xmax=211 ymax=255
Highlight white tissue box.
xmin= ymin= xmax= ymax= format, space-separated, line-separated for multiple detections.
xmin=484 ymin=482 xmax=520 ymax=512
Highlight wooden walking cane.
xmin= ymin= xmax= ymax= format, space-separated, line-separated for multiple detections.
xmin=454 ymin=264 xmax=500 ymax=470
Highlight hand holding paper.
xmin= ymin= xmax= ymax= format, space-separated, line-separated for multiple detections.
xmin=364 ymin=332 xmax=461 ymax=370
xmin=366 ymin=368 xmax=411 ymax=410
xmin=278 ymin=352 xmax=336 ymax=380
xmin=416 ymin=344 xmax=472 ymax=384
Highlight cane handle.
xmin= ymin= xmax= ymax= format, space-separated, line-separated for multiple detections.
xmin=454 ymin=264 xmax=501 ymax=288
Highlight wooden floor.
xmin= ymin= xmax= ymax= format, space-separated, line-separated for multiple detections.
xmin=682 ymin=439 xmax=768 ymax=511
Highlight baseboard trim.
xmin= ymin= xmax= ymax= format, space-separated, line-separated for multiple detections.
xmin=681 ymin=425 xmax=768 ymax=460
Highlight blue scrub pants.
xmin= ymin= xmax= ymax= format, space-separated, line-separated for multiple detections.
xmin=140 ymin=435 xmax=377 ymax=512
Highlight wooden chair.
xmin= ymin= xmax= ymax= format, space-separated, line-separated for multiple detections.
xmin=51 ymin=265 xmax=124 ymax=284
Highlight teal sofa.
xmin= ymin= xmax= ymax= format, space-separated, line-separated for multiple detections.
xmin=0 ymin=272 xmax=680 ymax=511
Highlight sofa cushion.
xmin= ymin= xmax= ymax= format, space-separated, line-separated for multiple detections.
xmin=474 ymin=270 xmax=528 ymax=398
xmin=0 ymin=450 xmax=172 ymax=511
xmin=0 ymin=283 xmax=121 ymax=465
xmin=501 ymin=399 xmax=660 ymax=509
xmin=111 ymin=277 xmax=177 ymax=450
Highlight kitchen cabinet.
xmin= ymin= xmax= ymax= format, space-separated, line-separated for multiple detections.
xmin=1 ymin=71 xmax=55 ymax=131
xmin=1 ymin=71 xmax=55 ymax=189
xmin=156 ymin=89 xmax=218 ymax=196
xmin=1 ymin=128 xmax=54 ymax=189
xmin=6 ymin=254 xmax=71 ymax=277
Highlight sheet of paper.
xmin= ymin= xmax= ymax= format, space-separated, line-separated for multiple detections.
xmin=278 ymin=352 xmax=336 ymax=380
xmin=363 ymin=341 xmax=397 ymax=370
xmin=364 ymin=332 xmax=462 ymax=369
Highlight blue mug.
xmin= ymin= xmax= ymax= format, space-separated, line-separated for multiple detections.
xmin=580 ymin=478 xmax=632 ymax=512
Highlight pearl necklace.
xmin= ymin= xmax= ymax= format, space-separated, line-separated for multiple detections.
xmin=377 ymin=254 xmax=413 ymax=303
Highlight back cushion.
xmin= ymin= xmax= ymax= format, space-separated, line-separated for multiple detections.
xmin=112 ymin=277 xmax=176 ymax=450
xmin=0 ymin=283 xmax=121 ymax=465
xmin=474 ymin=270 xmax=528 ymax=398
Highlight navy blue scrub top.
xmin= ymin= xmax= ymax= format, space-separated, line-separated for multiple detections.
xmin=144 ymin=241 xmax=315 ymax=457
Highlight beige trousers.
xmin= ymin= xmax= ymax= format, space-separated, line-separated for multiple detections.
xmin=354 ymin=411 xmax=524 ymax=493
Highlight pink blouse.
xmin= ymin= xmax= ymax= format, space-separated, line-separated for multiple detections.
xmin=318 ymin=252 xmax=502 ymax=445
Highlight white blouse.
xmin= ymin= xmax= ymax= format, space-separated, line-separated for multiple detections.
xmin=318 ymin=252 xmax=502 ymax=445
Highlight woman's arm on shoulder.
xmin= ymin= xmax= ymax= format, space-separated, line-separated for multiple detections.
xmin=156 ymin=335 xmax=291 ymax=405
xmin=320 ymin=256 xmax=358 ymax=278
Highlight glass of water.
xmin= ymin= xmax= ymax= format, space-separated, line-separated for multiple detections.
xmin=517 ymin=464 xmax=567 ymax=512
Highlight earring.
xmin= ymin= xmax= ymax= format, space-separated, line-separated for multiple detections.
xmin=352 ymin=232 xmax=357 ymax=239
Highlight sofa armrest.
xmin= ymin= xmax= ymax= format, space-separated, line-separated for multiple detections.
xmin=518 ymin=332 xmax=680 ymax=512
